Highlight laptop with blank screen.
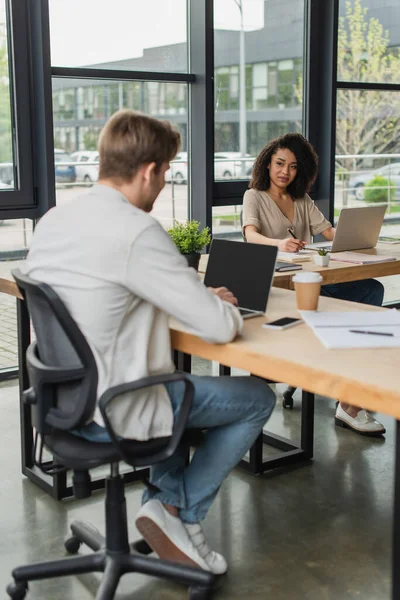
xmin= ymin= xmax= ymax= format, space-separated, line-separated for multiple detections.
xmin=204 ymin=239 xmax=278 ymax=319
xmin=306 ymin=205 xmax=386 ymax=252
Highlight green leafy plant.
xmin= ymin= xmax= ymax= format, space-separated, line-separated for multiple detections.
xmin=317 ymin=248 xmax=329 ymax=256
xmin=364 ymin=175 xmax=395 ymax=204
xmin=168 ymin=220 xmax=211 ymax=255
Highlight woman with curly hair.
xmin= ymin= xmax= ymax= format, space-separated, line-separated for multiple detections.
xmin=243 ymin=133 xmax=385 ymax=436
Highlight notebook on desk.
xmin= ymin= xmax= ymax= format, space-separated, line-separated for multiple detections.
xmin=330 ymin=252 xmax=396 ymax=265
xmin=300 ymin=309 xmax=400 ymax=349
xmin=204 ymin=239 xmax=277 ymax=319
xmin=278 ymin=251 xmax=313 ymax=263
xmin=275 ymin=260 xmax=302 ymax=272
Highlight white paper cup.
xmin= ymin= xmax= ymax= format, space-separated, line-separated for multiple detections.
xmin=292 ymin=272 xmax=323 ymax=311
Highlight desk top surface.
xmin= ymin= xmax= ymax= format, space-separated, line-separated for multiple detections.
xmin=3 ymin=264 xmax=400 ymax=418
xmin=171 ymin=287 xmax=400 ymax=418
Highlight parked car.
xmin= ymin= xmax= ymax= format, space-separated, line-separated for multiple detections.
xmin=214 ymin=152 xmax=254 ymax=179
xmin=70 ymin=150 xmax=99 ymax=183
xmin=349 ymin=162 xmax=400 ymax=200
xmin=0 ymin=162 xmax=13 ymax=185
xmin=165 ymin=152 xmax=188 ymax=184
xmin=54 ymin=148 xmax=76 ymax=183
xmin=165 ymin=151 xmax=255 ymax=184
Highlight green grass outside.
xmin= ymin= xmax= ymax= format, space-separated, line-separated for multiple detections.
xmin=212 ymin=214 xmax=240 ymax=221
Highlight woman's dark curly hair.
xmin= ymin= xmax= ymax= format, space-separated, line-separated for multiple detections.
xmin=250 ymin=133 xmax=318 ymax=199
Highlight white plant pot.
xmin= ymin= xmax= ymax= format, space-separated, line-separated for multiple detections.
xmin=313 ymin=253 xmax=331 ymax=267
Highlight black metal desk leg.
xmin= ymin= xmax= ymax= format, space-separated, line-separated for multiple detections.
xmin=219 ymin=365 xmax=231 ymax=376
xmin=17 ymin=298 xmax=32 ymax=471
xmin=173 ymin=351 xmax=192 ymax=374
xmin=301 ymin=391 xmax=315 ymax=459
xmin=392 ymin=420 xmax=400 ymax=600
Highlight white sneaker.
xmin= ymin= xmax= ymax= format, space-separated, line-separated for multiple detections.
xmin=135 ymin=500 xmax=210 ymax=570
xmin=185 ymin=523 xmax=228 ymax=575
xmin=335 ymin=404 xmax=386 ymax=436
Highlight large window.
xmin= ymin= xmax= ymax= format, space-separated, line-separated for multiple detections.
xmin=49 ymin=0 xmax=191 ymax=229
xmin=213 ymin=0 xmax=305 ymax=232
xmin=338 ymin=0 xmax=400 ymax=85
xmin=49 ymin=0 xmax=188 ymax=73
xmin=335 ymin=0 xmax=400 ymax=303
xmin=0 ymin=2 xmax=13 ymax=189
xmin=0 ymin=0 xmax=36 ymax=211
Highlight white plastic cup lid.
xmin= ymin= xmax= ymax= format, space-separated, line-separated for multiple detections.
xmin=292 ymin=272 xmax=323 ymax=284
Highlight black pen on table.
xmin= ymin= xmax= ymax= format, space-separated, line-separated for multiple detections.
xmin=349 ymin=329 xmax=394 ymax=337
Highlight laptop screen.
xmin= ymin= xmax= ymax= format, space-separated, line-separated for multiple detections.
xmin=204 ymin=239 xmax=277 ymax=312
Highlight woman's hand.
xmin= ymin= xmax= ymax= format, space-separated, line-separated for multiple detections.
xmin=278 ymin=237 xmax=306 ymax=252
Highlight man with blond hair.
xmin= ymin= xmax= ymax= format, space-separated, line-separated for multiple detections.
xmin=23 ymin=109 xmax=275 ymax=574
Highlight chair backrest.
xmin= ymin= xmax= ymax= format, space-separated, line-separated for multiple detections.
xmin=12 ymin=269 xmax=98 ymax=434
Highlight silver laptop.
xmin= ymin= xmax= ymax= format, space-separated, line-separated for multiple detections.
xmin=204 ymin=239 xmax=278 ymax=319
xmin=306 ymin=205 xmax=387 ymax=252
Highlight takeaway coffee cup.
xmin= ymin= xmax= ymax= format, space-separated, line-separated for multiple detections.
xmin=292 ymin=272 xmax=323 ymax=311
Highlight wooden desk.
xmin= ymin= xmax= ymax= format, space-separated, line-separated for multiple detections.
xmin=199 ymin=243 xmax=400 ymax=290
xmin=172 ymin=287 xmax=400 ymax=418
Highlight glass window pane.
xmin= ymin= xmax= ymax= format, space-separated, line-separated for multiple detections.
xmin=0 ymin=218 xmax=33 ymax=370
xmin=52 ymin=77 xmax=189 ymax=228
xmin=212 ymin=205 xmax=243 ymax=236
xmin=0 ymin=2 xmax=14 ymax=189
xmin=335 ymin=88 xmax=400 ymax=301
xmin=338 ymin=0 xmax=400 ymax=84
xmin=49 ymin=0 xmax=187 ymax=73
xmin=253 ymin=63 xmax=267 ymax=87
xmin=214 ymin=0 xmax=305 ymax=180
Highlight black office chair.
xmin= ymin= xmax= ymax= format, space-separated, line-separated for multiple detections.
xmin=7 ymin=269 xmax=214 ymax=600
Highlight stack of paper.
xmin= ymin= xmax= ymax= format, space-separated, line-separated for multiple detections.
xmin=378 ymin=236 xmax=400 ymax=244
xmin=278 ymin=251 xmax=314 ymax=263
xmin=330 ymin=252 xmax=396 ymax=264
xmin=299 ymin=310 xmax=400 ymax=349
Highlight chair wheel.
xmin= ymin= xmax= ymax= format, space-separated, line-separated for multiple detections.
xmin=189 ymin=586 xmax=211 ymax=600
xmin=282 ymin=397 xmax=293 ymax=409
xmin=64 ymin=535 xmax=81 ymax=554
xmin=6 ymin=581 xmax=28 ymax=600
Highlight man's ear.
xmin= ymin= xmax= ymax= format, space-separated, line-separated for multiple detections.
xmin=142 ymin=162 xmax=157 ymax=183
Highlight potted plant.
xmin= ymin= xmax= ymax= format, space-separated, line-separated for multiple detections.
xmin=168 ymin=220 xmax=211 ymax=271
xmin=313 ymin=247 xmax=331 ymax=267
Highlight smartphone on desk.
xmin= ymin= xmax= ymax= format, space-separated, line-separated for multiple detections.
xmin=263 ymin=317 xmax=303 ymax=330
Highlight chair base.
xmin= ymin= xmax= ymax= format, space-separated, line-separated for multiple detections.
xmin=6 ymin=473 xmax=214 ymax=600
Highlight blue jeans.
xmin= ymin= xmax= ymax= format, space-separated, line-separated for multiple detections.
xmin=321 ymin=278 xmax=384 ymax=307
xmin=75 ymin=374 xmax=275 ymax=523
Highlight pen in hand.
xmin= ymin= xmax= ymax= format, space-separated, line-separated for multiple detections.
xmin=288 ymin=229 xmax=306 ymax=250
xmin=349 ymin=329 xmax=394 ymax=337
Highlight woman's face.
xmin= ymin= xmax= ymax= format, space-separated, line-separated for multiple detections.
xmin=268 ymin=147 xmax=298 ymax=191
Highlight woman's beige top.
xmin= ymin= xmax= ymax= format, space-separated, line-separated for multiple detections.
xmin=242 ymin=189 xmax=332 ymax=243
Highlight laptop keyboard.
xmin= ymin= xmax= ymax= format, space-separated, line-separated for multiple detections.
xmin=239 ymin=308 xmax=257 ymax=316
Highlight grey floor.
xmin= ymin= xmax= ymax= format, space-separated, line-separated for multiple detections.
xmin=0 ymin=359 xmax=394 ymax=600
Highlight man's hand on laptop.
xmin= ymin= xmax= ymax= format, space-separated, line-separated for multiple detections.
xmin=209 ymin=286 xmax=239 ymax=307
xmin=278 ymin=237 xmax=306 ymax=252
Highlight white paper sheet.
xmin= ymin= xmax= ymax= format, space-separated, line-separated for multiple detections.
xmin=299 ymin=310 xmax=400 ymax=349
